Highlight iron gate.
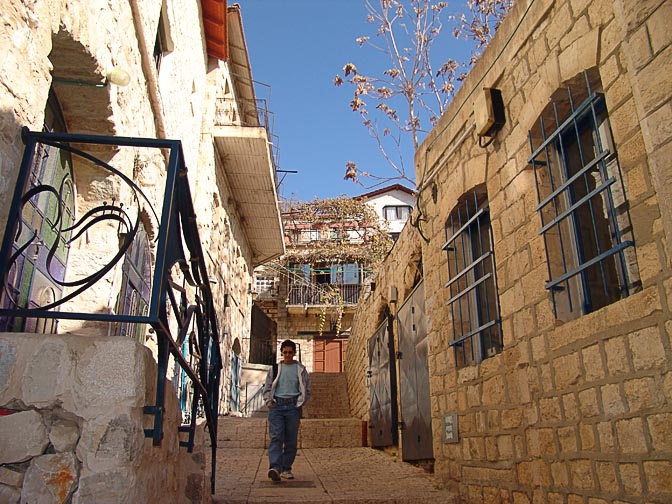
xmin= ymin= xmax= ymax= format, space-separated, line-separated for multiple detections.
xmin=397 ymin=280 xmax=434 ymax=461
xmin=367 ymin=317 xmax=397 ymax=447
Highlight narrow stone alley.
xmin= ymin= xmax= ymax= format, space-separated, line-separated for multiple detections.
xmin=209 ymin=417 xmax=457 ymax=504
xmin=208 ymin=373 xmax=456 ymax=503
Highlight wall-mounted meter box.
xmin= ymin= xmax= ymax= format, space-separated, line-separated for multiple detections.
xmin=474 ymin=87 xmax=505 ymax=137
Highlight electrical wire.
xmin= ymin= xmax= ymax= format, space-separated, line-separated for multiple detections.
xmin=412 ymin=0 xmax=539 ymax=240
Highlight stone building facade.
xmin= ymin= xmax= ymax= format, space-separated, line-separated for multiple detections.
xmin=0 ymin=0 xmax=282 ymax=501
xmin=345 ymin=0 xmax=672 ymax=502
xmin=252 ymin=193 xmax=402 ymax=374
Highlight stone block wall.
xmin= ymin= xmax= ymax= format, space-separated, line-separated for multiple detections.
xmin=0 ymin=333 xmax=207 ymax=503
xmin=345 ymin=221 xmax=423 ymax=422
xmin=345 ymin=0 xmax=672 ymax=502
xmin=0 ymin=0 xmax=264 ymax=416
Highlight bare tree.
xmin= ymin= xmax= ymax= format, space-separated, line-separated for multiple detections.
xmin=334 ymin=0 xmax=512 ymax=188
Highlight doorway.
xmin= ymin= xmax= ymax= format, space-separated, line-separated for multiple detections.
xmin=313 ymin=336 xmax=348 ymax=372
xmin=367 ymin=318 xmax=398 ymax=448
xmin=397 ymin=280 xmax=433 ymax=461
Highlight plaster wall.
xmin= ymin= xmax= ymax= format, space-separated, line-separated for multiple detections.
xmin=364 ymin=190 xmax=416 ymax=235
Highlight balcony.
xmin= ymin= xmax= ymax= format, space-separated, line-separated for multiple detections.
xmin=287 ymin=283 xmax=361 ymax=307
xmin=212 ymin=8 xmax=284 ymax=267
xmin=212 ymin=99 xmax=283 ymax=267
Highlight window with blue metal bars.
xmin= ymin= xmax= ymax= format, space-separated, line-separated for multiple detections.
xmin=528 ymin=71 xmax=640 ymax=323
xmin=443 ymin=189 xmax=502 ymax=367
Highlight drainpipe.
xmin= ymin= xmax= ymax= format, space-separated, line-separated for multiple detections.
xmin=129 ymin=0 xmax=167 ymax=140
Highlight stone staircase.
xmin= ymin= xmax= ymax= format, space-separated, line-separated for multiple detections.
xmin=303 ymin=372 xmax=351 ymax=419
xmin=209 ymin=372 xmax=458 ymax=504
xmin=221 ymin=372 xmax=363 ymax=448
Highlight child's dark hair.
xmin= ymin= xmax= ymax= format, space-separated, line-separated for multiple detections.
xmin=280 ymin=339 xmax=296 ymax=352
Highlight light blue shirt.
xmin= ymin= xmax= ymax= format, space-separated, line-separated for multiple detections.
xmin=274 ymin=363 xmax=299 ymax=398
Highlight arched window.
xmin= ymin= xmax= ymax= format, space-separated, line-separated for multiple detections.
xmin=528 ymin=71 xmax=640 ymax=322
xmin=0 ymin=89 xmax=75 ymax=333
xmin=443 ymin=188 xmax=502 ymax=367
xmin=116 ymin=224 xmax=152 ymax=342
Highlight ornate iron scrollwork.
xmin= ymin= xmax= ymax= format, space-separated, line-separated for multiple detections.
xmin=0 ymin=128 xmax=222 ymax=494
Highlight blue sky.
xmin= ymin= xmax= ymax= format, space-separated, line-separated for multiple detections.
xmin=236 ymin=0 xmax=474 ymax=202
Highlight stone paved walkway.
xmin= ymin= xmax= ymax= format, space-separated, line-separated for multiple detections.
xmin=210 ymin=447 xmax=457 ymax=504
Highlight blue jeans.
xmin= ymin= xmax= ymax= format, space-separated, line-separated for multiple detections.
xmin=268 ymin=401 xmax=301 ymax=472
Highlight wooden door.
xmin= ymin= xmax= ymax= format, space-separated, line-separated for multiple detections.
xmin=314 ymin=337 xmax=348 ymax=372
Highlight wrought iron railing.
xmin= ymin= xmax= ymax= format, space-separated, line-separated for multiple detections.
xmin=287 ymin=283 xmax=361 ymax=305
xmin=0 ymin=128 xmax=222 ymax=493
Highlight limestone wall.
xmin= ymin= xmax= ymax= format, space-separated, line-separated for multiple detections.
xmin=0 ymin=0 xmax=259 ymax=414
xmin=0 ymin=333 xmax=207 ymax=503
xmin=345 ymin=221 xmax=423 ymax=422
xmin=346 ymin=0 xmax=672 ymax=502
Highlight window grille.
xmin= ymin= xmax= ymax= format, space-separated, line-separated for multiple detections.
xmin=528 ymin=72 xmax=639 ymax=322
xmin=254 ymin=276 xmax=277 ymax=294
xmin=443 ymin=190 xmax=502 ymax=367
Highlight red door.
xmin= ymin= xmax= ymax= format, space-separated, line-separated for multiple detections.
xmin=314 ymin=338 xmax=348 ymax=372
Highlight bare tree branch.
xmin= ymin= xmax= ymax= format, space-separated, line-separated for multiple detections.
xmin=335 ymin=0 xmax=512 ymax=188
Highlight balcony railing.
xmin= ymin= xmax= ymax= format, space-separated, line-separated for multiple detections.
xmin=215 ymin=96 xmax=280 ymax=175
xmin=0 ymin=128 xmax=222 ymax=494
xmin=288 ymin=283 xmax=361 ymax=306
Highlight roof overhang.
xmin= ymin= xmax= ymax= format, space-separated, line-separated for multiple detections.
xmin=201 ymin=0 xmax=228 ymax=60
xmin=227 ymin=4 xmax=256 ymax=109
xmin=214 ymin=125 xmax=285 ymax=266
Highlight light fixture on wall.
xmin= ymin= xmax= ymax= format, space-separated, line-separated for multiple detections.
xmin=52 ymin=66 xmax=131 ymax=88
xmin=106 ymin=66 xmax=131 ymax=86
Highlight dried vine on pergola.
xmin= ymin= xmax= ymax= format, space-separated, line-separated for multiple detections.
xmin=276 ymin=196 xmax=395 ymax=336
xmin=281 ymin=196 xmax=393 ymax=266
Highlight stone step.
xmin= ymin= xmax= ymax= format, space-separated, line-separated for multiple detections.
xmin=303 ymin=372 xmax=351 ymax=419
xmin=215 ymin=416 xmax=364 ymax=449
xmin=299 ymin=418 xmax=363 ymax=448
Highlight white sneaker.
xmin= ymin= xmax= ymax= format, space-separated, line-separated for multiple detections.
xmin=280 ymin=470 xmax=294 ymax=479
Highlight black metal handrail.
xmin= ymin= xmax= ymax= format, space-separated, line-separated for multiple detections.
xmin=0 ymin=128 xmax=222 ymax=494
xmin=241 ymin=383 xmax=265 ymax=417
